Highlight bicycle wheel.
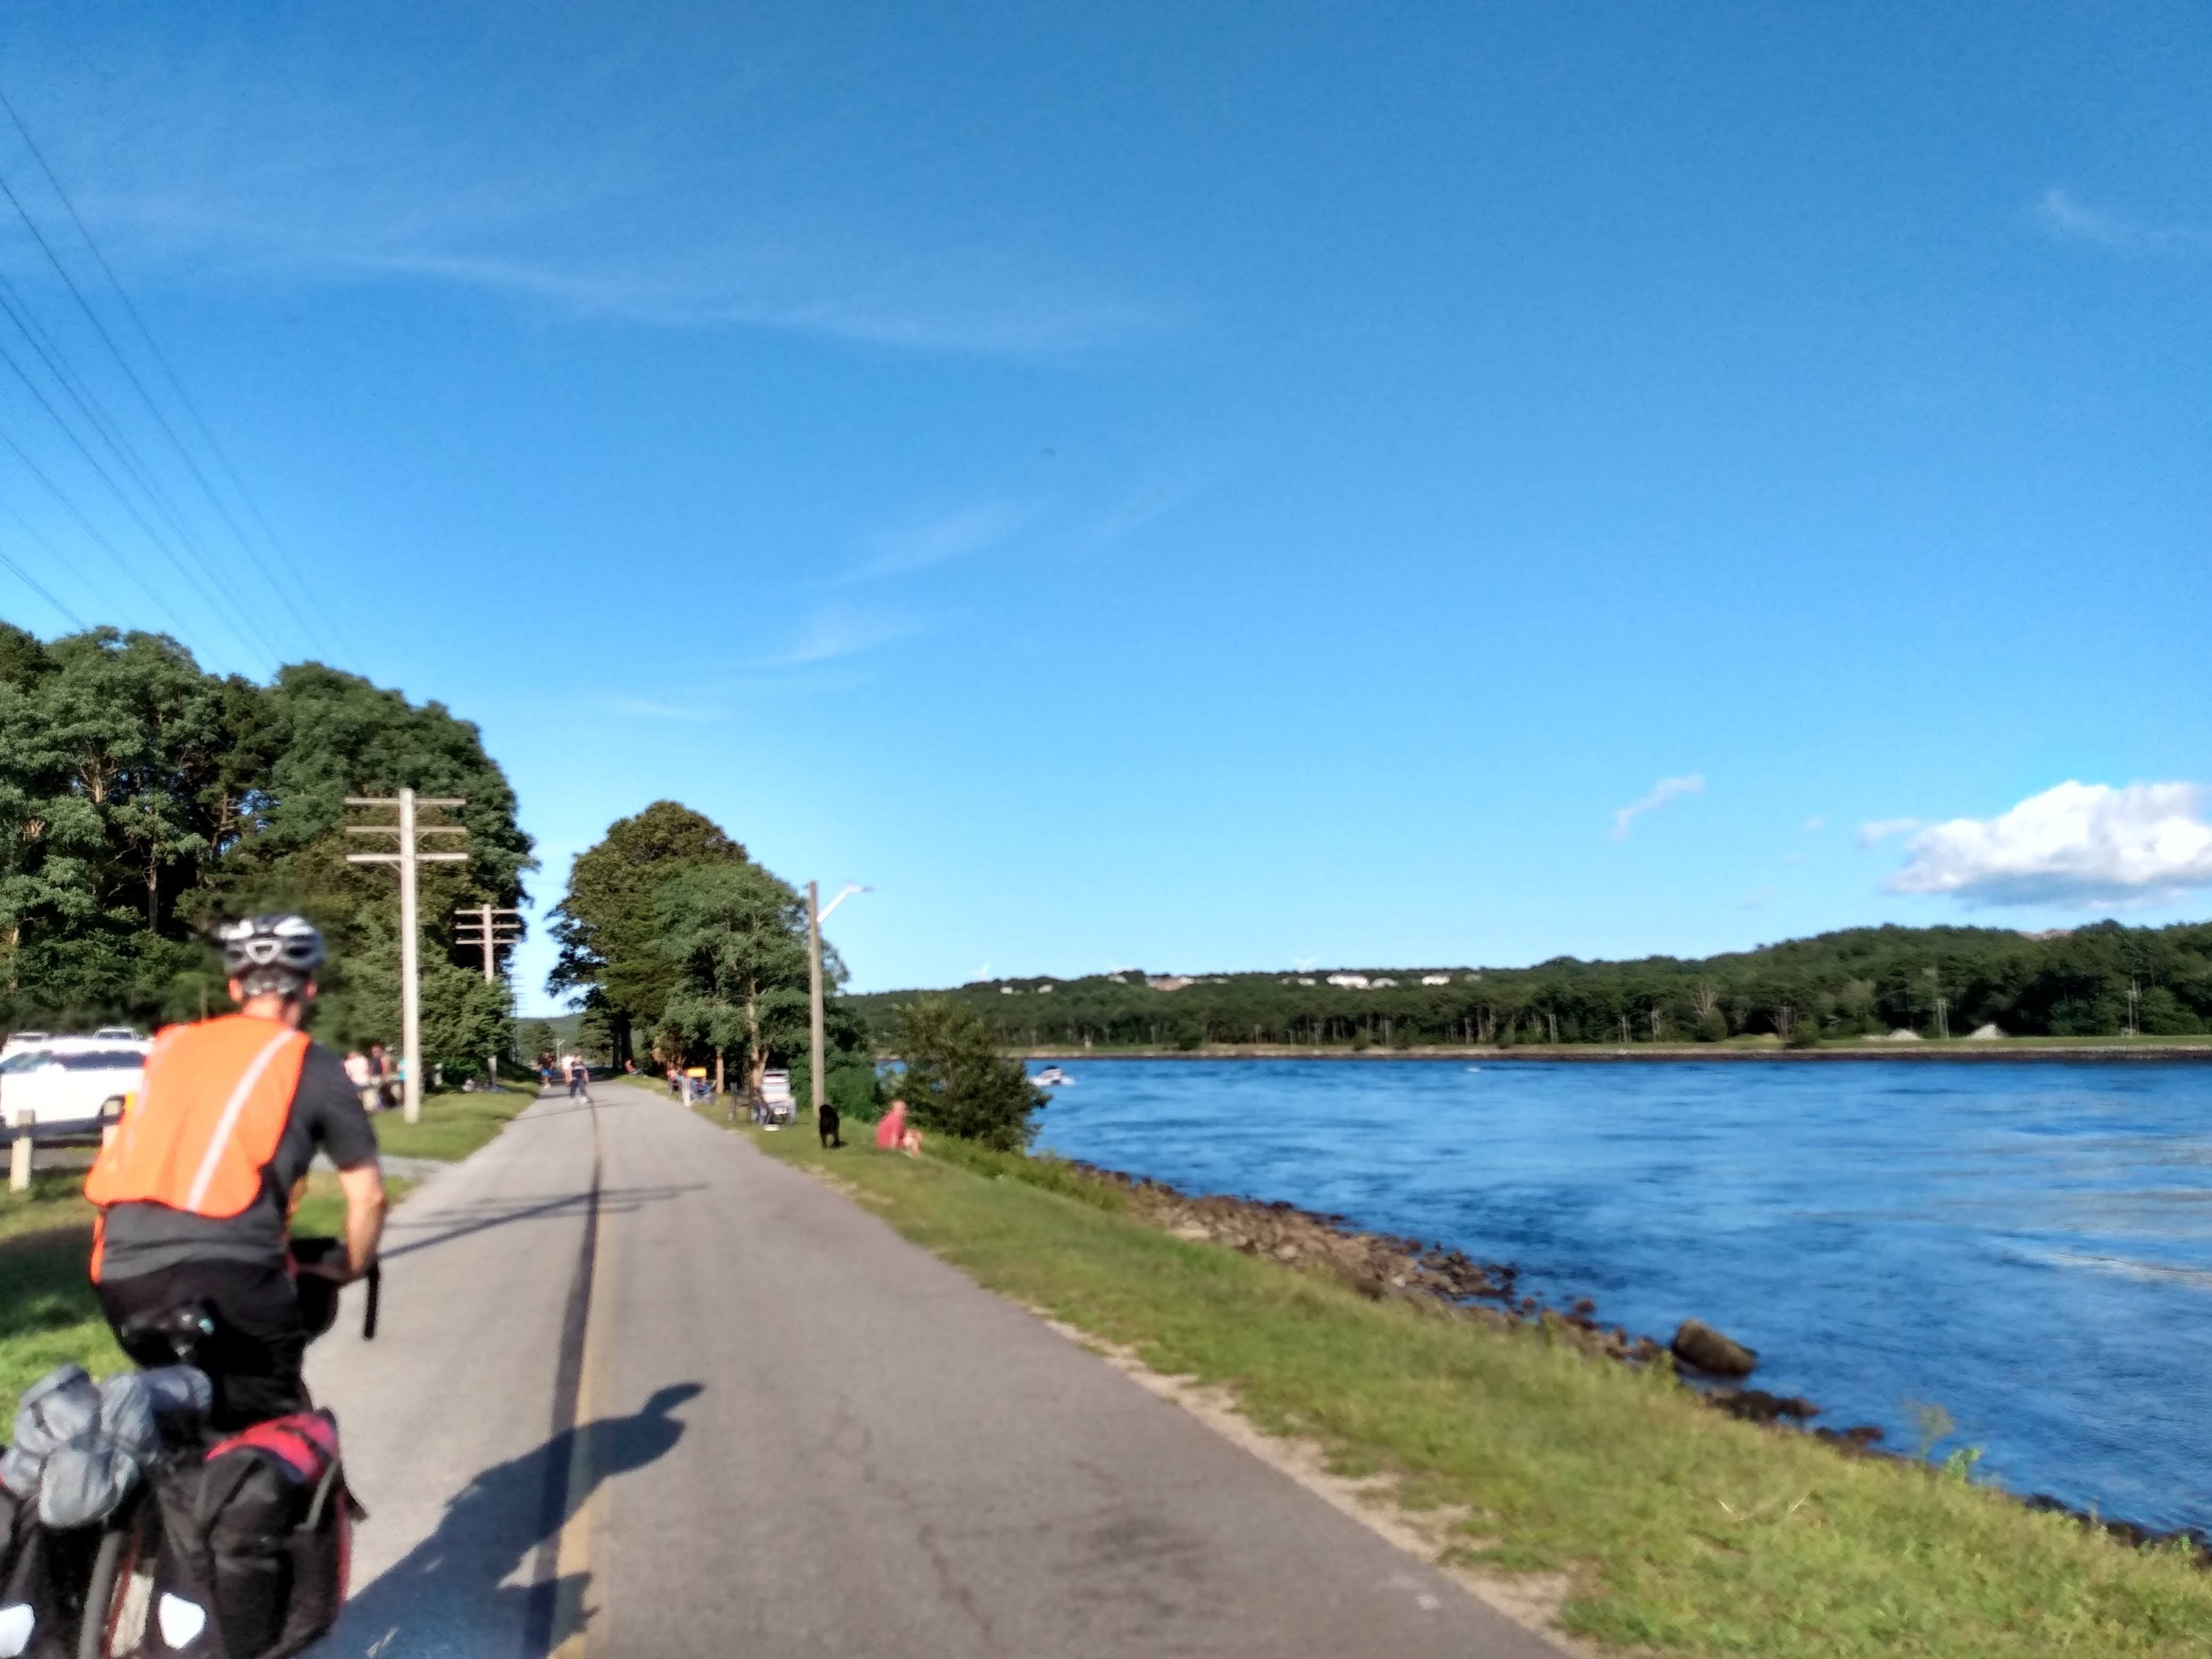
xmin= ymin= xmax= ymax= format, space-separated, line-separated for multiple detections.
xmin=77 ymin=1494 xmax=156 ymax=1659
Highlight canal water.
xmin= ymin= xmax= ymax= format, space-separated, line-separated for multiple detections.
xmin=1026 ymin=1057 xmax=2212 ymax=1535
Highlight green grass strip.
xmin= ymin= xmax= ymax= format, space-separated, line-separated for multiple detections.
xmin=1 ymin=1159 xmax=425 ymax=1426
xmin=367 ymin=1085 xmax=536 ymax=1162
xmin=738 ymin=1122 xmax=2212 ymax=1658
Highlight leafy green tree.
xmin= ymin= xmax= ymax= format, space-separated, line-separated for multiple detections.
xmin=518 ymin=1019 xmax=557 ymax=1065
xmin=575 ymin=999 xmax=618 ymax=1063
xmin=549 ymin=801 xmax=747 ymax=1063
xmin=315 ymin=910 xmax=512 ymax=1065
xmin=653 ymin=861 xmax=811 ymax=1096
xmin=892 ymin=999 xmax=1048 ymax=1151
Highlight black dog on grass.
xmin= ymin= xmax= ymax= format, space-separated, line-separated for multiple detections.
xmin=818 ymin=1103 xmax=842 ymax=1149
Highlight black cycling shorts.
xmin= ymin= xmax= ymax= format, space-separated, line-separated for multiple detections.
xmin=96 ymin=1258 xmax=309 ymax=1430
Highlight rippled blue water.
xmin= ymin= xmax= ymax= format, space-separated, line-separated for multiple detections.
xmin=1026 ymin=1057 xmax=2212 ymax=1534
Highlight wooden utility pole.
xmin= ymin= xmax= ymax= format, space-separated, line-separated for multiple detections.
xmin=807 ymin=882 xmax=868 ymax=1122
xmin=347 ymin=790 xmax=467 ymax=1122
xmin=453 ymin=903 xmax=521 ymax=1087
xmin=807 ymin=883 xmax=823 ymax=1120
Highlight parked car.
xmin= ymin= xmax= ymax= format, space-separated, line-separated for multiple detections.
xmin=0 ymin=1035 xmax=150 ymax=1138
xmin=1 ymin=1030 xmax=53 ymax=1061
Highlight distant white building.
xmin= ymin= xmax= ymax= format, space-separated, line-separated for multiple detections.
xmin=1420 ymin=974 xmax=1451 ymax=986
xmin=1326 ymin=973 xmax=1370 ymax=990
xmin=1000 ymin=985 xmax=1020 ymax=995
xmin=1037 ymin=984 xmax=1054 ymax=994
xmin=1105 ymin=973 xmax=1126 ymax=984
xmin=1148 ymin=976 xmax=1194 ymax=992
xmin=1297 ymin=976 xmax=1317 ymax=986
xmin=1370 ymin=977 xmax=1398 ymax=988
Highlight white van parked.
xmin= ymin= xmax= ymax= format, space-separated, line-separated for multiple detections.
xmin=0 ymin=1033 xmax=150 ymax=1138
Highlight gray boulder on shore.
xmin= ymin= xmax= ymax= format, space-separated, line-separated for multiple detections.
xmin=1671 ymin=1318 xmax=1758 ymax=1377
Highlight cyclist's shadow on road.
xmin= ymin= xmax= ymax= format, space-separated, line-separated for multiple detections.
xmin=316 ymin=1382 xmax=701 ymax=1657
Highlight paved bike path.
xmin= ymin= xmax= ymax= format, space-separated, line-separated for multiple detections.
xmin=309 ymin=1084 xmax=1561 ymax=1657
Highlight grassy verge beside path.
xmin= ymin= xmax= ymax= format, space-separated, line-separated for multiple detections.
xmin=367 ymin=1084 xmax=537 ymax=1162
xmin=0 ymin=1083 xmax=522 ymax=1423
xmin=726 ymin=1116 xmax=2212 ymax=1658
xmin=0 ymin=1171 xmax=415 ymax=1425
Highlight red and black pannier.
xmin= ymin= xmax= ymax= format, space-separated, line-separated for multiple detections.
xmin=139 ymin=1411 xmax=352 ymax=1658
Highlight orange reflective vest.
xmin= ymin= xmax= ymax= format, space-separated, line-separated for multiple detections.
xmin=85 ymin=1015 xmax=311 ymax=1279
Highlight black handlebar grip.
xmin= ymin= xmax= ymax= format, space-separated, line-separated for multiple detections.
xmin=363 ymin=1261 xmax=382 ymax=1342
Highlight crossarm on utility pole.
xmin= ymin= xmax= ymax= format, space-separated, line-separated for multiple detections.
xmin=345 ymin=787 xmax=471 ymax=1123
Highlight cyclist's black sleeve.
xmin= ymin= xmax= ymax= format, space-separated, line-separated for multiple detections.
xmin=285 ymin=1044 xmax=381 ymax=1174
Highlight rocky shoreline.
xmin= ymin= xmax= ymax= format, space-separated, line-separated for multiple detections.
xmin=1064 ymin=1158 xmax=2209 ymax=1560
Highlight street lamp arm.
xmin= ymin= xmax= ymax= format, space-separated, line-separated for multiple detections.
xmin=818 ymin=883 xmax=870 ymax=923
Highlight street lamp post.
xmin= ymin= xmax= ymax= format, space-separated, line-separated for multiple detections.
xmin=808 ymin=882 xmax=869 ymax=1124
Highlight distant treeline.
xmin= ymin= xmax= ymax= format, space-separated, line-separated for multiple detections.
xmin=849 ymin=921 xmax=2212 ymax=1050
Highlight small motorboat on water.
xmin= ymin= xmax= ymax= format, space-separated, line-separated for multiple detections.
xmin=1035 ymin=1066 xmax=1075 ymax=1087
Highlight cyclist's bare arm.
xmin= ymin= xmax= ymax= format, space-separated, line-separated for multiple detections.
xmin=311 ymin=1162 xmax=387 ymax=1280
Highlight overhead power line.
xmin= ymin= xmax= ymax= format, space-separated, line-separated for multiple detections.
xmin=0 ymin=267 xmax=282 ymax=657
xmin=0 ymin=325 xmax=274 ymax=659
xmin=0 ymin=81 xmax=348 ymax=666
xmin=0 ymin=420 xmax=196 ymax=634
xmin=0 ymin=262 xmax=258 ymax=608
xmin=0 ymin=492 xmax=85 ymax=627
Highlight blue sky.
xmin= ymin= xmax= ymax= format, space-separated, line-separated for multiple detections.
xmin=0 ymin=3 xmax=2205 ymax=1004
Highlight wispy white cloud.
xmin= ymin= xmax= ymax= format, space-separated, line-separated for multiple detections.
xmin=1884 ymin=781 xmax=2212 ymax=907
xmin=1609 ymin=774 xmax=1704 ymax=841
xmin=1802 ymin=815 xmax=1826 ymax=833
xmin=1741 ymin=885 xmax=1777 ymax=910
xmin=759 ymin=606 xmax=914 ymax=667
xmin=1857 ymin=817 xmax=1922 ymax=848
xmin=1088 ymin=478 xmax=1196 ymax=547
xmin=2035 ymin=189 xmax=2210 ymax=255
xmin=20 ymin=41 xmax=1161 ymax=358
xmin=346 ymin=250 xmax=1156 ymax=354
xmin=851 ymin=504 xmax=1033 ymax=581
xmin=609 ymin=698 xmax=729 ymax=723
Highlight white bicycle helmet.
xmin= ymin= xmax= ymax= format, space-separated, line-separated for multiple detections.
xmin=216 ymin=913 xmax=326 ymax=996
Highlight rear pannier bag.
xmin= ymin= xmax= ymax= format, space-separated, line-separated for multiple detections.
xmin=0 ymin=1474 xmax=100 ymax=1659
xmin=143 ymin=1412 xmax=352 ymax=1658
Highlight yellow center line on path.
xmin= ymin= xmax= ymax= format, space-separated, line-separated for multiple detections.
xmin=550 ymin=1096 xmax=612 ymax=1659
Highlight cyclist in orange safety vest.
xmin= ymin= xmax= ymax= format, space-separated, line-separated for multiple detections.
xmin=85 ymin=914 xmax=386 ymax=1429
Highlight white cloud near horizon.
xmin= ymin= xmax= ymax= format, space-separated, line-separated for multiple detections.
xmin=1610 ymin=774 xmax=1703 ymax=841
xmin=1884 ymin=781 xmax=2212 ymax=907
xmin=2035 ymin=189 xmax=2210 ymax=255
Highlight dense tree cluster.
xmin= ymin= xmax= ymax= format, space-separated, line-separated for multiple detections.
xmin=849 ymin=921 xmax=2212 ymax=1051
xmin=0 ymin=624 xmax=532 ymax=1066
xmin=549 ymin=801 xmax=876 ymax=1112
